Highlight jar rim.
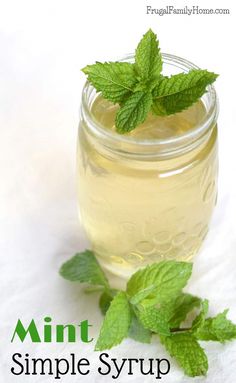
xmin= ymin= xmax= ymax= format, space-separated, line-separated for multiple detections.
xmin=81 ymin=53 xmax=218 ymax=156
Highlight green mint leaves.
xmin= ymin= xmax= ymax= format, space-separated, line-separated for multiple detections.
xmin=161 ymin=333 xmax=208 ymax=377
xmin=82 ymin=29 xmax=218 ymax=133
xmin=115 ymin=91 xmax=153 ymax=133
xmin=161 ymin=293 xmax=201 ymax=328
xmin=128 ymin=308 xmax=152 ymax=344
xmin=193 ymin=309 xmax=236 ymax=342
xmin=95 ymin=291 xmax=131 ymax=351
xmin=59 ymin=250 xmax=236 ymax=378
xmin=136 ymin=305 xmax=170 ymax=336
xmin=135 ymin=28 xmax=162 ymax=83
xmin=59 ymin=249 xmax=109 ymax=289
xmin=152 ymin=70 xmax=218 ymax=115
xmin=82 ymin=62 xmax=137 ymax=104
xmin=126 ymin=260 xmax=192 ymax=306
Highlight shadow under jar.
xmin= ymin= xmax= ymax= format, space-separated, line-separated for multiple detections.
xmin=77 ymin=53 xmax=219 ymax=279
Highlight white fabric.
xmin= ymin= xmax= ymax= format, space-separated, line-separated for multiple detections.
xmin=1 ymin=1 xmax=236 ymax=381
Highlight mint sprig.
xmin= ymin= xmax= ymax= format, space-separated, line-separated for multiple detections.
xmin=82 ymin=29 xmax=218 ymax=133
xmin=60 ymin=250 xmax=236 ymax=378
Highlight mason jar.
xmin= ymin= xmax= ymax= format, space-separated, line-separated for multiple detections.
xmin=77 ymin=53 xmax=219 ymax=279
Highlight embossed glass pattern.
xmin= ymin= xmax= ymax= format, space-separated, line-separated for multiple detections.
xmin=77 ymin=54 xmax=219 ymax=278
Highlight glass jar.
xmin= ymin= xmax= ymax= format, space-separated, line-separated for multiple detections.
xmin=77 ymin=53 xmax=219 ymax=279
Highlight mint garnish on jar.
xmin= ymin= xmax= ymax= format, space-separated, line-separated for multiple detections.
xmin=82 ymin=29 xmax=218 ymax=133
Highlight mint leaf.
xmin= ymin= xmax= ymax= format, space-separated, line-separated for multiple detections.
xmin=128 ymin=309 xmax=152 ymax=344
xmin=127 ymin=261 xmax=192 ymax=306
xmin=191 ymin=299 xmax=209 ymax=331
xmin=152 ymin=70 xmax=218 ymax=115
xmin=116 ymin=91 xmax=152 ymax=133
xmin=161 ymin=333 xmax=208 ymax=377
xmin=59 ymin=250 xmax=109 ymax=289
xmin=137 ymin=306 xmax=170 ymax=336
xmin=135 ymin=29 xmax=162 ymax=83
xmin=95 ymin=291 xmax=131 ymax=351
xmin=194 ymin=310 xmax=236 ymax=342
xmin=82 ymin=62 xmax=137 ymax=104
xmin=163 ymin=293 xmax=202 ymax=328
